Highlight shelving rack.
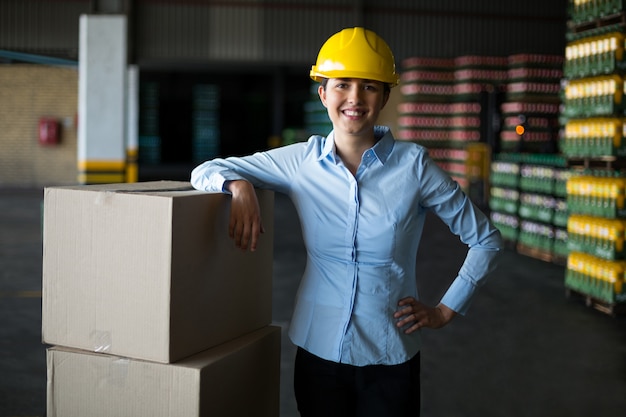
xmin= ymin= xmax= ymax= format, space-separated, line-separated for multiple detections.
xmin=191 ymin=84 xmax=221 ymax=164
xmin=304 ymin=82 xmax=333 ymax=139
xmin=138 ymin=81 xmax=161 ymax=165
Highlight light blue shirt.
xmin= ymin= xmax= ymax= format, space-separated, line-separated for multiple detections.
xmin=191 ymin=126 xmax=502 ymax=366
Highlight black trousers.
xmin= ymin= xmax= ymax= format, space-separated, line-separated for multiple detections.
xmin=294 ymin=347 xmax=421 ymax=417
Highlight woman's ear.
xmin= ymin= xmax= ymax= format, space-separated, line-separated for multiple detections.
xmin=318 ymin=84 xmax=328 ymax=108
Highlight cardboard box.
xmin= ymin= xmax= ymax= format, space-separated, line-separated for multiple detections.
xmin=42 ymin=181 xmax=274 ymax=363
xmin=46 ymin=326 xmax=281 ymax=417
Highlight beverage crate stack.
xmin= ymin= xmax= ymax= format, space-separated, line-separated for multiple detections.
xmin=397 ymin=56 xmax=507 ymax=192
xmin=517 ymin=155 xmax=570 ymax=262
xmin=396 ymin=58 xmax=464 ymax=188
xmin=138 ymin=81 xmax=161 ymax=165
xmin=561 ymin=0 xmax=626 ymax=314
xmin=562 ymin=30 xmax=626 ymax=157
xmin=499 ymin=54 xmax=563 ymax=153
xmin=41 ymin=181 xmax=281 ymax=416
xmin=489 ymin=153 xmax=571 ymax=263
xmin=564 ymin=172 xmax=626 ymax=313
xmin=568 ymin=0 xmax=626 ymax=26
xmin=191 ymin=84 xmax=221 ymax=164
xmin=455 ymin=56 xmax=509 ymax=202
xmin=486 ymin=52 xmax=565 ymax=263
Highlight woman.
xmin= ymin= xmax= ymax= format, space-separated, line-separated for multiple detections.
xmin=191 ymin=27 xmax=502 ymax=417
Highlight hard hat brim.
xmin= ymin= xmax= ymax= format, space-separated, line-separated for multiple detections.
xmin=310 ymin=68 xmax=400 ymax=87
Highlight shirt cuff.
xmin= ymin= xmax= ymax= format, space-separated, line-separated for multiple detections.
xmin=439 ymin=276 xmax=479 ymax=316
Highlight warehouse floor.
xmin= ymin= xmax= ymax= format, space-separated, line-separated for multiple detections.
xmin=1 ymin=187 xmax=625 ymax=417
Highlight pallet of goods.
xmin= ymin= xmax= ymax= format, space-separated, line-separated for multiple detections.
xmin=397 ymin=56 xmax=506 ymax=194
xmin=561 ymin=0 xmax=626 ymax=315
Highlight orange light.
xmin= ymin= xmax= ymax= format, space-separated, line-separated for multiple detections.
xmin=515 ymin=125 xmax=525 ymax=135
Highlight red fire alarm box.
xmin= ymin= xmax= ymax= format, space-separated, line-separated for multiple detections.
xmin=39 ymin=117 xmax=60 ymax=145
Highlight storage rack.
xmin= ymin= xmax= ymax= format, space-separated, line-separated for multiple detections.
xmin=561 ymin=0 xmax=626 ymax=314
xmin=191 ymin=84 xmax=221 ymax=164
xmin=304 ymin=82 xmax=333 ymax=138
xmin=138 ymin=81 xmax=161 ymax=165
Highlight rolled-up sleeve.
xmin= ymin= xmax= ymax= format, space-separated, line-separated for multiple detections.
xmin=190 ymin=141 xmax=310 ymax=194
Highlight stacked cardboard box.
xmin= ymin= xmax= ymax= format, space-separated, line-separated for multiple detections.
xmin=42 ymin=181 xmax=280 ymax=416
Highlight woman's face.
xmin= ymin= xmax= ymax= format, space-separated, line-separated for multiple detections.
xmin=318 ymin=78 xmax=389 ymax=138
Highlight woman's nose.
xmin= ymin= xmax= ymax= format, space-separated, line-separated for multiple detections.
xmin=347 ymin=86 xmax=362 ymax=103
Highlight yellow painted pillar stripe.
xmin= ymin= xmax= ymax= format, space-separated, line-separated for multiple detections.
xmin=126 ymin=148 xmax=138 ymax=183
xmin=0 ymin=290 xmax=42 ymax=298
xmin=78 ymin=160 xmax=126 ymax=184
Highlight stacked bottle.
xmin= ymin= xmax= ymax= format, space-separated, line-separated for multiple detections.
xmin=518 ymin=220 xmax=555 ymax=258
xmin=489 ymin=153 xmax=571 ymax=261
xmin=562 ymin=117 xmax=626 ymax=157
xmin=397 ymin=58 xmax=468 ymax=189
xmin=566 ymin=174 xmax=626 ymax=217
xmin=490 ymin=160 xmax=520 ymax=188
xmin=562 ymin=6 xmax=626 ymax=155
xmin=562 ymin=1 xmax=626 ymax=312
xmin=491 ymin=54 xmax=565 ymax=260
xmin=489 ymin=183 xmax=520 ymax=215
xmin=564 ymin=31 xmax=625 ymax=78
xmin=568 ymin=0 xmax=626 ymax=25
xmin=567 ymin=214 xmax=626 ymax=258
xmin=490 ymin=211 xmax=519 ymax=242
xmin=566 ymin=252 xmax=626 ymax=305
xmin=563 ymin=75 xmax=624 ymax=118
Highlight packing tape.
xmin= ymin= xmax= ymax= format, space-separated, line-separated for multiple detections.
xmin=90 ymin=330 xmax=112 ymax=353
xmin=108 ymin=358 xmax=130 ymax=387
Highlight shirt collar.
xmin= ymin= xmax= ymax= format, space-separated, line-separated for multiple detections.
xmin=318 ymin=126 xmax=394 ymax=165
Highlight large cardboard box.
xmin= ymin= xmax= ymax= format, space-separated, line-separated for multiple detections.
xmin=46 ymin=326 xmax=281 ymax=417
xmin=42 ymin=181 xmax=274 ymax=363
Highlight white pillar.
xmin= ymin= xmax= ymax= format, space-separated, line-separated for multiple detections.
xmin=78 ymin=14 xmax=127 ymax=184
xmin=126 ymin=65 xmax=139 ymax=183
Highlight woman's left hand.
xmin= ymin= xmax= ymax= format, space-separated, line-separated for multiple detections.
xmin=393 ymin=297 xmax=457 ymax=334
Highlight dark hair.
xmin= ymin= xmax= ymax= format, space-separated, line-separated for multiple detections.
xmin=320 ymin=78 xmax=391 ymax=95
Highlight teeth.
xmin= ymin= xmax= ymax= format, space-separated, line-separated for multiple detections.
xmin=344 ymin=110 xmax=361 ymax=116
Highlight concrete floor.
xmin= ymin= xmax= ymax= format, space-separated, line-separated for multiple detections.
xmin=1 ymin=187 xmax=625 ymax=417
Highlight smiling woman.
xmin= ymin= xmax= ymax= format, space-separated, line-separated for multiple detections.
xmin=316 ymin=78 xmax=390 ymax=174
xmin=190 ymin=27 xmax=502 ymax=417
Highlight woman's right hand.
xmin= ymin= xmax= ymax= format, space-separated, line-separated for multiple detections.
xmin=225 ymin=180 xmax=265 ymax=252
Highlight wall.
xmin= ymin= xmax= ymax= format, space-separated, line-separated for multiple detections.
xmin=135 ymin=1 xmax=567 ymax=68
xmin=0 ymin=1 xmax=567 ymax=66
xmin=0 ymin=65 xmax=78 ymax=187
xmin=0 ymin=0 xmax=569 ymax=187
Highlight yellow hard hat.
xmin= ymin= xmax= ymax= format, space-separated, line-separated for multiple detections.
xmin=310 ymin=27 xmax=400 ymax=87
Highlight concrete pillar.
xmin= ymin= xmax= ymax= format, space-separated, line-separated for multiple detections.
xmin=78 ymin=14 xmax=127 ymax=184
xmin=126 ymin=65 xmax=139 ymax=183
